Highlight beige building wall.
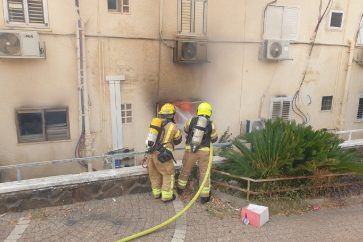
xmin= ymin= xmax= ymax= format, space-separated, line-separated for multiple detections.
xmin=0 ymin=0 xmax=363 ymax=178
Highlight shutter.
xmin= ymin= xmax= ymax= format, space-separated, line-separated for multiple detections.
xmin=45 ymin=109 xmax=69 ymax=141
xmin=357 ymin=97 xmax=363 ymax=120
xmin=27 ymin=0 xmax=45 ymax=24
xmin=281 ymin=98 xmax=292 ymax=120
xmin=194 ymin=0 xmax=205 ymax=35
xmin=358 ymin=16 xmax=363 ymax=45
xmin=181 ymin=0 xmax=192 ymax=33
xmin=7 ymin=0 xmax=26 ymax=23
xmin=264 ymin=5 xmax=283 ymax=40
xmin=271 ymin=97 xmax=282 ymax=120
xmin=282 ymin=7 xmax=299 ymax=40
xmin=270 ymin=97 xmax=291 ymax=120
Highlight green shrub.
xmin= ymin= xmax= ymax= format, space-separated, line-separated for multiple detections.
xmin=221 ymin=119 xmax=363 ymax=179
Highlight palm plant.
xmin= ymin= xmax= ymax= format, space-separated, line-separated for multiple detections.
xmin=221 ymin=119 xmax=363 ymax=179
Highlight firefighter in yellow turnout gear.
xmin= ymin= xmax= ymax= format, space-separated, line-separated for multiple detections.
xmin=146 ymin=104 xmax=182 ymax=202
xmin=177 ymin=102 xmax=218 ymax=204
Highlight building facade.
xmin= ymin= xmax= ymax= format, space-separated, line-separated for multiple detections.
xmin=1 ymin=0 xmax=363 ymax=178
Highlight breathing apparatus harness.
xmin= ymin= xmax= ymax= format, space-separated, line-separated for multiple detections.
xmin=186 ymin=115 xmax=212 ymax=153
xmin=143 ymin=118 xmax=176 ymax=167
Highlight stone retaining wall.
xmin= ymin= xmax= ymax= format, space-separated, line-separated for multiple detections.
xmin=0 ymin=157 xmax=225 ymax=214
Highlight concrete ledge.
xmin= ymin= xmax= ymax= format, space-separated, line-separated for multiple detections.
xmin=0 ymin=156 xmax=225 ymax=213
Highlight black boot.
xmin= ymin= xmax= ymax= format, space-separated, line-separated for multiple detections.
xmin=177 ymin=187 xmax=184 ymax=195
xmin=200 ymin=195 xmax=211 ymax=204
xmin=163 ymin=194 xmax=176 ymax=203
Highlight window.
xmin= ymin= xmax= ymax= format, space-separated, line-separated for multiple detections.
xmin=357 ymin=16 xmax=363 ymax=45
xmin=264 ymin=5 xmax=300 ymax=40
xmin=321 ymin=96 xmax=333 ymax=111
xmin=270 ymin=96 xmax=292 ymax=120
xmin=121 ymin=103 xmax=132 ymax=123
xmin=108 ymin=0 xmax=129 ymax=13
xmin=357 ymin=96 xmax=363 ymax=120
xmin=16 ymin=108 xmax=70 ymax=143
xmin=3 ymin=0 xmax=48 ymax=26
xmin=328 ymin=10 xmax=344 ymax=30
xmin=178 ymin=0 xmax=207 ymax=36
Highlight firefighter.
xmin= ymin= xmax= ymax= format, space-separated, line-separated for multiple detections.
xmin=146 ymin=103 xmax=182 ymax=202
xmin=177 ymin=102 xmax=218 ymax=204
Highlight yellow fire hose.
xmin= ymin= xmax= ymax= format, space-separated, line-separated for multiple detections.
xmin=117 ymin=145 xmax=213 ymax=242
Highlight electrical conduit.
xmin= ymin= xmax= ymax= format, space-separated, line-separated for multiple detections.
xmin=116 ymin=145 xmax=214 ymax=242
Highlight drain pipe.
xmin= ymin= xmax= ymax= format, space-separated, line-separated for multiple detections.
xmin=338 ymin=40 xmax=355 ymax=130
xmin=75 ymin=0 xmax=92 ymax=157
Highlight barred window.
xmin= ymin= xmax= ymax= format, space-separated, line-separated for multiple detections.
xmin=321 ymin=96 xmax=333 ymax=111
xmin=357 ymin=97 xmax=363 ymax=120
xmin=121 ymin=103 xmax=132 ymax=123
xmin=108 ymin=0 xmax=129 ymax=13
xmin=4 ymin=0 xmax=48 ymax=26
xmin=16 ymin=107 xmax=70 ymax=143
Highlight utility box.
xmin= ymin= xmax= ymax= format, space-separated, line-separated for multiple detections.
xmin=241 ymin=204 xmax=269 ymax=228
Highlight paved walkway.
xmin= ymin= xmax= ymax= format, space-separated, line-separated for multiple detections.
xmin=1 ymin=193 xmax=363 ymax=242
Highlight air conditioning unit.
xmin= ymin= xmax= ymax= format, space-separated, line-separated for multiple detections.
xmin=246 ymin=119 xmax=265 ymax=133
xmin=0 ymin=31 xmax=45 ymax=58
xmin=174 ymin=40 xmax=208 ymax=64
xmin=259 ymin=40 xmax=290 ymax=61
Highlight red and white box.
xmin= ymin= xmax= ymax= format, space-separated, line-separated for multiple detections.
xmin=241 ymin=204 xmax=269 ymax=228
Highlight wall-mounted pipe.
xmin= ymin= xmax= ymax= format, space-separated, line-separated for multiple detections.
xmin=75 ymin=0 xmax=92 ymax=157
xmin=338 ymin=40 xmax=355 ymax=130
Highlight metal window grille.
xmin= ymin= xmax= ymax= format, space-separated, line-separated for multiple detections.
xmin=121 ymin=103 xmax=132 ymax=123
xmin=16 ymin=107 xmax=70 ymax=143
xmin=321 ymin=96 xmax=333 ymax=111
xmin=178 ymin=0 xmax=207 ymax=36
xmin=270 ymin=96 xmax=292 ymax=121
xmin=357 ymin=97 xmax=363 ymax=120
xmin=5 ymin=0 xmax=48 ymax=25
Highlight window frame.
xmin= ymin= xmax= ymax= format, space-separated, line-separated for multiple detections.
xmin=3 ymin=0 xmax=49 ymax=27
xmin=15 ymin=107 xmax=70 ymax=143
xmin=357 ymin=15 xmax=363 ymax=46
xmin=107 ymin=0 xmax=130 ymax=14
xmin=270 ymin=96 xmax=292 ymax=121
xmin=328 ymin=10 xmax=345 ymax=31
xmin=263 ymin=5 xmax=300 ymax=41
xmin=321 ymin=96 xmax=333 ymax=112
xmin=356 ymin=95 xmax=363 ymax=121
xmin=121 ymin=103 xmax=132 ymax=124
xmin=177 ymin=0 xmax=208 ymax=36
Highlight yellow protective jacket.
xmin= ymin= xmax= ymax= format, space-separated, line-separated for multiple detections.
xmin=159 ymin=120 xmax=182 ymax=152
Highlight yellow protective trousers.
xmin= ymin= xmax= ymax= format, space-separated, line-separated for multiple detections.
xmin=177 ymin=150 xmax=211 ymax=197
xmin=147 ymin=152 xmax=175 ymax=201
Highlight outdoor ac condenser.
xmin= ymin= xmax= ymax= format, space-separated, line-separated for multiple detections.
xmin=259 ymin=40 xmax=290 ymax=61
xmin=0 ymin=31 xmax=45 ymax=58
xmin=246 ymin=119 xmax=265 ymax=133
xmin=173 ymin=40 xmax=208 ymax=64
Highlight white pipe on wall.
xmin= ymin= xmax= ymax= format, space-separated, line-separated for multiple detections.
xmin=75 ymin=0 xmax=92 ymax=156
xmin=338 ymin=40 xmax=355 ymax=130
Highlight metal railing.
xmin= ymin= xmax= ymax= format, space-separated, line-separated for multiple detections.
xmin=0 ymin=143 xmax=231 ymax=182
xmin=212 ymin=169 xmax=362 ymax=200
xmin=335 ymin=129 xmax=363 ymax=148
